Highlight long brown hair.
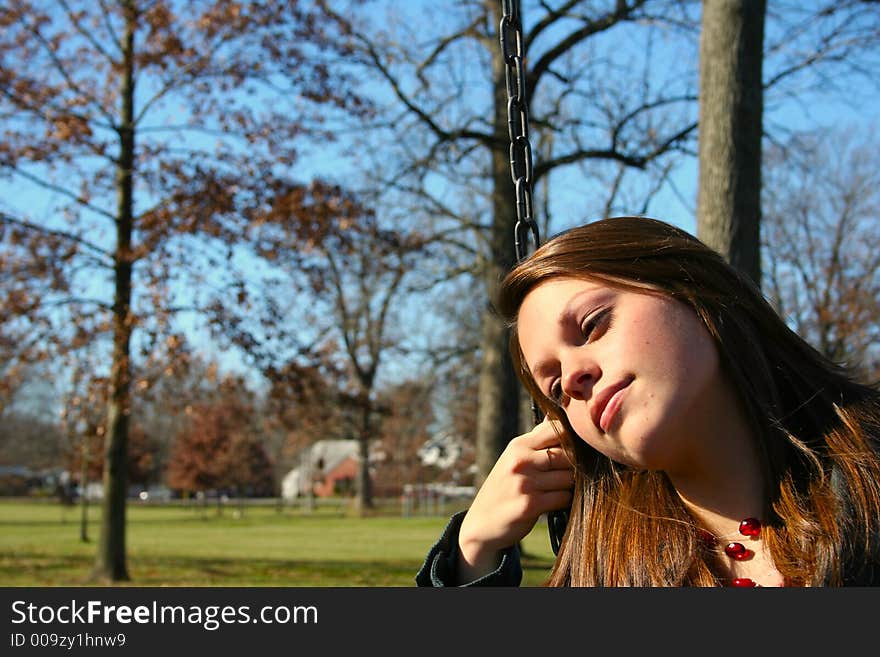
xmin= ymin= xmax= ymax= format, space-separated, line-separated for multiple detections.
xmin=498 ymin=216 xmax=880 ymax=586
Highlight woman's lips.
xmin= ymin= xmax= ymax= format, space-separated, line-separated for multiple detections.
xmin=592 ymin=376 xmax=634 ymax=432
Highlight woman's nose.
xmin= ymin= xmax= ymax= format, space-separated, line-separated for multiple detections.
xmin=562 ymin=359 xmax=600 ymax=401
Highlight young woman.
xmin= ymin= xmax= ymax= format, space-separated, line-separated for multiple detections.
xmin=417 ymin=216 xmax=880 ymax=587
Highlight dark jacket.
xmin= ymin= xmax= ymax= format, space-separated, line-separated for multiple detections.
xmin=415 ymin=510 xmax=522 ymax=587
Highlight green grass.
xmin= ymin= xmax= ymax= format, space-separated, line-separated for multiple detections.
xmin=0 ymin=499 xmax=556 ymax=587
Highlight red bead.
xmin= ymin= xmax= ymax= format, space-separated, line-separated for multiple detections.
xmin=724 ymin=542 xmax=752 ymax=560
xmin=739 ymin=517 xmax=761 ymax=537
xmin=698 ymin=530 xmax=718 ymax=548
xmin=731 ymin=578 xmax=757 ymax=587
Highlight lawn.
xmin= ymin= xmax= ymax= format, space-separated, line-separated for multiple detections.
xmin=0 ymin=498 xmax=557 ymax=587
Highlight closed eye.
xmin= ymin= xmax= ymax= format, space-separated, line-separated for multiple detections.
xmin=548 ymin=379 xmax=568 ymax=405
xmin=581 ymin=307 xmax=613 ymax=342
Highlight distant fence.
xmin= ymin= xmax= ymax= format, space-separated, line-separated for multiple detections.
xmin=138 ymin=484 xmax=476 ymax=517
xmin=400 ymin=483 xmax=475 ymax=517
xmin=2 ymin=483 xmax=478 ymax=518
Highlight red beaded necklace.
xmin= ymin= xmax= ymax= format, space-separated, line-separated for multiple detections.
xmin=699 ymin=517 xmax=766 ymax=587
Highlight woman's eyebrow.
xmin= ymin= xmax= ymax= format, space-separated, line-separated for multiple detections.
xmin=559 ymin=288 xmax=612 ymax=321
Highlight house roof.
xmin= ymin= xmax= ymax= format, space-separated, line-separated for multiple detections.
xmin=308 ymin=439 xmax=359 ymax=473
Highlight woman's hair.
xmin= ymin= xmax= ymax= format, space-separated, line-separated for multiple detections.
xmin=497 ymin=216 xmax=880 ymax=586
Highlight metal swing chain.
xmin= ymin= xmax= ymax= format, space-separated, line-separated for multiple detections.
xmin=499 ymin=1 xmax=568 ymax=557
xmin=500 ymin=0 xmax=539 ymax=424
xmin=499 ymin=0 xmax=539 ymax=265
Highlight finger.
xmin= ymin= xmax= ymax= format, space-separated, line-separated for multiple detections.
xmin=533 ymin=468 xmax=577 ymax=492
xmin=537 ymin=489 xmax=573 ymax=513
xmin=523 ymin=419 xmax=568 ymax=450
xmin=538 ymin=446 xmax=573 ymax=472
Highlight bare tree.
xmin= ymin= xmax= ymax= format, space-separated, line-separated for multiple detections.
xmin=0 ymin=361 xmax=63 ymax=470
xmin=763 ymin=128 xmax=880 ymax=381
xmin=261 ymin=221 xmax=426 ymax=512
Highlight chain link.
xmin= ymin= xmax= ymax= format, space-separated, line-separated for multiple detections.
xmin=500 ymin=0 xmax=540 ymax=427
xmin=500 ymin=0 xmax=540 ymax=420
xmin=500 ymin=2 xmax=569 ymax=557
xmin=499 ymin=0 xmax=539 ymax=264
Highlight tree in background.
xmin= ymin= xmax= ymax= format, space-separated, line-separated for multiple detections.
xmin=372 ymin=379 xmax=444 ymax=495
xmin=697 ymin=0 xmax=766 ymax=285
xmin=60 ymin=351 xmax=171 ymax=541
xmin=256 ymin=213 xmax=427 ymax=511
xmin=763 ymin=128 xmax=880 ymax=381
xmin=698 ymin=0 xmax=880 ymax=284
xmin=262 ymin=359 xmax=356 ymax=485
xmin=126 ymin=334 xmax=201 ymax=489
xmin=0 ymin=412 xmax=65 ymax=473
xmin=0 ymin=1 xmax=368 ymax=581
xmin=0 ymin=361 xmax=65 ymax=474
xmin=58 ymin=360 xmax=106 ymax=543
xmin=167 ymin=374 xmax=274 ymax=505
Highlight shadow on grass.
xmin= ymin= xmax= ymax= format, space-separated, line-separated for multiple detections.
xmin=1 ymin=550 xmax=556 ymax=587
xmin=0 ymin=551 xmax=425 ymax=587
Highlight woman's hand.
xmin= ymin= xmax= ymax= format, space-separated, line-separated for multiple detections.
xmin=456 ymin=418 xmax=574 ymax=583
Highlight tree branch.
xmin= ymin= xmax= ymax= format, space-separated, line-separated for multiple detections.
xmin=0 ymin=212 xmax=113 ymax=262
xmin=23 ymin=6 xmax=116 ymax=125
xmin=534 ymin=120 xmax=696 ymax=182
xmin=526 ymin=1 xmax=649 ymax=99
xmin=2 ymin=165 xmax=118 ymax=224
xmin=330 ymin=9 xmax=501 ymax=150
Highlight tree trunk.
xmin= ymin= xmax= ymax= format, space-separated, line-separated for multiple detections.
xmin=79 ymin=438 xmax=89 ymax=543
xmin=94 ymin=2 xmax=135 ymax=582
xmin=356 ymin=401 xmax=374 ymax=513
xmin=697 ymin=0 xmax=766 ymax=287
xmin=474 ymin=0 xmax=523 ymax=486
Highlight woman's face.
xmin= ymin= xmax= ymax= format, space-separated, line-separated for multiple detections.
xmin=517 ymin=276 xmax=727 ymax=471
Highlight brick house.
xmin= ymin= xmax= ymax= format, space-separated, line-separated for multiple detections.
xmin=281 ymin=439 xmax=383 ymax=499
